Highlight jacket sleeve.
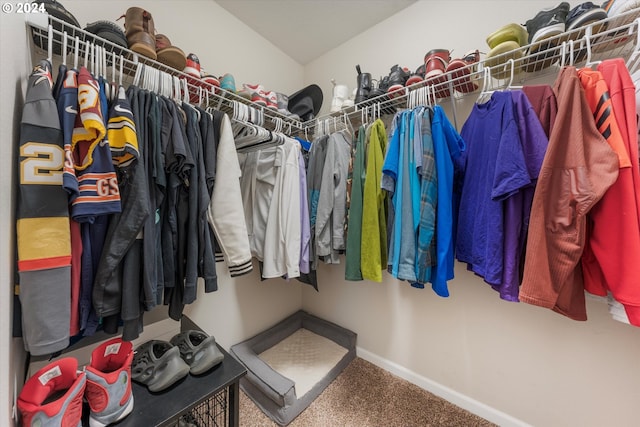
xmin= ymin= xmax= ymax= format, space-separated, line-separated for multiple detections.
xmin=331 ymin=132 xmax=351 ymax=251
xmin=207 ymin=114 xmax=253 ymax=277
xmin=315 ymin=135 xmax=335 ymax=257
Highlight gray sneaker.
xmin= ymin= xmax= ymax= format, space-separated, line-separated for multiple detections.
xmin=170 ymin=330 xmax=224 ymax=375
xmin=131 ymin=340 xmax=190 ymax=392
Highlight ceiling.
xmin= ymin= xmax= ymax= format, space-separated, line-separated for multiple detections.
xmin=215 ymin=0 xmax=417 ymax=65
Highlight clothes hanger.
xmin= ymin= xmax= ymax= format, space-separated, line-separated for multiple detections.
xmin=476 ymin=65 xmax=494 ymax=104
xmin=47 ymin=24 xmax=53 ymax=63
xmin=505 ymin=59 xmax=523 ymax=90
xmin=74 ymin=36 xmax=80 ymax=70
xmin=583 ymin=26 xmax=602 ymax=69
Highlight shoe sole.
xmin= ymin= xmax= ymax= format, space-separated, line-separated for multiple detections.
xmin=567 ymin=9 xmax=608 ymax=32
xmin=485 ymin=41 xmax=523 ymax=79
xmin=88 ymin=397 xmax=134 ymax=427
xmin=446 ymin=61 xmax=479 ymax=93
xmin=486 ymin=23 xmax=528 ymax=49
xmin=157 ymin=47 xmax=187 ymax=70
xmin=529 ymin=23 xmax=565 ymax=49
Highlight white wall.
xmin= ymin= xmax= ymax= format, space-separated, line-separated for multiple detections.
xmin=0 ymin=9 xmax=33 ymax=425
xmin=303 ymin=1 xmax=640 ymax=426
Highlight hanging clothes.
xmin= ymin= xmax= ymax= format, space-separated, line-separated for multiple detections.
xmin=16 ymin=60 xmax=72 ymax=355
xmin=207 ymin=112 xmax=253 ymax=277
xmin=428 ymin=106 xmax=465 ymax=297
xmin=457 ymin=91 xmax=532 ymax=288
xmin=414 ymin=107 xmax=437 ymax=287
xmin=239 ymin=137 xmax=302 ymax=279
xmin=361 ymin=119 xmax=388 ymax=282
xmin=316 ymin=130 xmax=352 ymax=264
xmin=91 ymin=84 xmax=147 ymax=341
xmin=519 ymin=66 xmax=619 ymax=321
xmin=581 ymin=58 xmax=640 ymax=326
xmin=382 ymin=109 xmax=422 ymax=283
xmin=345 ymin=126 xmax=367 ymax=281
xmin=499 ymin=91 xmax=548 ymax=302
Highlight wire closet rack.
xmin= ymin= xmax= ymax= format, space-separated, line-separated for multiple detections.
xmin=309 ymin=7 xmax=640 ymax=134
xmin=26 ymin=7 xmax=640 ymax=138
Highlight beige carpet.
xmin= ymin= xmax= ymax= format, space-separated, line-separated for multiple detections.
xmin=240 ymin=357 xmax=497 ymax=427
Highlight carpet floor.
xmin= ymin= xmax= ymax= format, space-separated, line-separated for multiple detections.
xmin=239 ymin=357 xmax=497 ymax=427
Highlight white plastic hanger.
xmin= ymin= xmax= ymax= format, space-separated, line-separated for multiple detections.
xmin=505 ymin=59 xmax=523 ymax=90
xmin=476 ymin=65 xmax=494 ymax=104
xmin=47 ymin=24 xmax=53 ymax=63
xmin=583 ymin=26 xmax=602 ymax=69
xmin=61 ymin=32 xmax=68 ymax=66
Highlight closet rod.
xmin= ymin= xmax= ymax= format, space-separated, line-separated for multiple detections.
xmin=304 ymin=7 xmax=640 ymax=134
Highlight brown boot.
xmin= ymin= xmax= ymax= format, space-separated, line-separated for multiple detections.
xmin=155 ymin=34 xmax=187 ymax=71
xmin=122 ymin=7 xmax=157 ymax=60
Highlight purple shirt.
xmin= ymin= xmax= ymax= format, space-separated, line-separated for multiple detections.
xmin=457 ymin=91 xmax=532 ymax=286
xmin=497 ymin=91 xmax=548 ymax=301
xmin=298 ymin=149 xmax=311 ymax=274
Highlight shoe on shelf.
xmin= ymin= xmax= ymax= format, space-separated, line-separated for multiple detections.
xmin=521 ymin=2 xmax=570 ymax=73
xmin=406 ymin=64 xmax=425 ymax=87
xmin=484 ymin=23 xmax=527 ymax=78
xmin=220 ymin=73 xmax=236 ymax=93
xmin=17 ymin=357 xmax=86 ymax=427
xmin=201 ymin=69 xmax=221 ymax=94
xmin=565 ymin=2 xmax=609 ymax=61
xmin=486 ymin=23 xmax=529 ymax=49
xmin=243 ymin=83 xmax=268 ymax=106
xmin=265 ymin=91 xmax=279 ymax=109
xmin=423 ymin=49 xmax=451 ymax=99
xmin=170 ymin=330 xmax=224 ymax=375
xmin=121 ymin=7 xmax=157 ymax=60
xmin=84 ymin=20 xmax=128 ymax=53
xmin=184 ymin=53 xmax=202 ymax=79
xmin=446 ymin=50 xmax=481 ymax=94
xmin=131 ymin=340 xmax=190 ymax=392
xmin=525 ymin=2 xmax=571 ymax=45
xmin=354 ymin=64 xmax=372 ymax=105
xmin=330 ymin=81 xmax=350 ymax=113
xmin=385 ymin=65 xmax=410 ymax=97
xmin=155 ymin=34 xmax=187 ymax=71
xmin=566 ymin=2 xmax=608 ymax=32
xmin=485 ymin=40 xmax=524 ymax=79
xmin=85 ymin=337 xmax=134 ymax=427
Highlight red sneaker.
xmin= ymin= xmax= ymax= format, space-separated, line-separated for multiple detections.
xmin=18 ymin=358 xmax=86 ymax=427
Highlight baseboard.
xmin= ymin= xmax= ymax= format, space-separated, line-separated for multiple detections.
xmin=356 ymin=347 xmax=531 ymax=427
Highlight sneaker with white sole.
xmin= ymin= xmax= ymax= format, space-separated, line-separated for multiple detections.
xmin=131 ymin=340 xmax=190 ymax=392
xmin=18 ymin=358 xmax=86 ymax=427
xmin=525 ymin=2 xmax=571 ymax=46
xmin=84 ymin=337 xmax=134 ymax=427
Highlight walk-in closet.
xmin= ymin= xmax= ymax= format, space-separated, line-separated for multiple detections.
xmin=3 ymin=1 xmax=640 ymax=426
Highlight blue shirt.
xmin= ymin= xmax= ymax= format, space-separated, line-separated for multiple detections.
xmin=430 ymin=106 xmax=465 ymax=296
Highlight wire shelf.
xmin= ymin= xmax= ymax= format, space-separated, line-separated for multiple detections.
xmin=27 ymin=14 xmax=305 ymax=136
xmin=306 ymin=7 xmax=640 ymax=135
xmin=25 ymin=7 xmax=640 ymax=139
